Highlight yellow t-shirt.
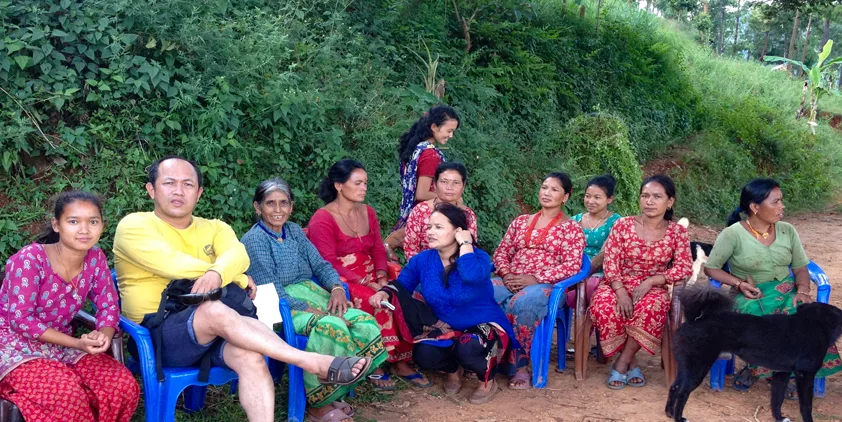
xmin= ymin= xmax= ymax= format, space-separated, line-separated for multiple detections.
xmin=113 ymin=212 xmax=250 ymax=322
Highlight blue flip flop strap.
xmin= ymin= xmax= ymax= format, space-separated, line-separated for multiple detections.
xmin=400 ymin=373 xmax=424 ymax=380
xmin=367 ymin=373 xmax=391 ymax=380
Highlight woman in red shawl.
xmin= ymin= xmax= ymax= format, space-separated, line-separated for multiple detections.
xmin=308 ymin=159 xmax=431 ymax=390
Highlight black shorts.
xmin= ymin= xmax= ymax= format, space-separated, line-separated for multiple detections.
xmin=157 ymin=305 xmax=229 ymax=369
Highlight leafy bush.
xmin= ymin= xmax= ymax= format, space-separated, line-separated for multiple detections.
xmin=1 ymin=0 xmax=840 ymax=267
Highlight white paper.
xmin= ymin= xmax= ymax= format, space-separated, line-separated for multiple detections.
xmin=254 ymin=284 xmax=284 ymax=329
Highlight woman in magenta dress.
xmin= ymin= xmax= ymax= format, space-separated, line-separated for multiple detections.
xmin=403 ymin=162 xmax=478 ymax=261
xmin=308 ymin=159 xmax=430 ymax=390
xmin=589 ymin=174 xmax=692 ymax=390
xmin=491 ymin=172 xmax=586 ymax=389
xmin=0 ymin=191 xmax=139 ymax=421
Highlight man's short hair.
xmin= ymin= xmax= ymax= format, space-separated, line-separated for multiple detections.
xmin=148 ymin=155 xmax=204 ymax=188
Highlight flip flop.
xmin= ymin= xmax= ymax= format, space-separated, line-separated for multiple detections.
xmin=398 ymin=372 xmax=433 ymax=388
xmin=507 ymin=371 xmax=531 ymax=390
xmin=332 ymin=401 xmax=353 ymax=417
xmin=306 ymin=408 xmax=352 ymax=422
xmin=606 ymin=365 xmax=628 ymax=390
xmin=318 ymin=356 xmax=372 ymax=386
xmin=732 ymin=366 xmax=756 ymax=392
xmin=469 ymin=379 xmax=500 ymax=404
xmin=367 ymin=373 xmax=397 ymax=391
xmin=627 ymin=367 xmax=646 ymax=387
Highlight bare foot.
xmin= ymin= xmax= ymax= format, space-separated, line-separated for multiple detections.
xmin=444 ymin=368 xmax=463 ymax=394
xmin=308 ymin=403 xmax=352 ymax=422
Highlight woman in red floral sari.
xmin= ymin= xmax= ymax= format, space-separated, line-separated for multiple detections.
xmin=308 ymin=159 xmax=430 ymax=390
xmin=589 ymin=174 xmax=692 ymax=390
xmin=492 ymin=172 xmax=586 ymax=389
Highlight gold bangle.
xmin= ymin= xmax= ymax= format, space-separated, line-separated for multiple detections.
xmin=331 ymin=286 xmax=344 ymax=292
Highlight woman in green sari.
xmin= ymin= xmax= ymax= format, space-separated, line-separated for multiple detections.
xmin=704 ymin=178 xmax=841 ymax=396
xmin=241 ymin=178 xmax=386 ymax=422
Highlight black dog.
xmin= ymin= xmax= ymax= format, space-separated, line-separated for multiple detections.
xmin=665 ymin=285 xmax=842 ymax=422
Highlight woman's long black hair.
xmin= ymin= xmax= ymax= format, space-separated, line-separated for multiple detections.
xmin=398 ymin=105 xmax=460 ymax=165
xmin=431 ymin=202 xmax=476 ymax=288
xmin=726 ymin=178 xmax=780 ymax=226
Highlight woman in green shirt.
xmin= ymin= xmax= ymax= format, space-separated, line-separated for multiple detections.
xmin=567 ymin=175 xmax=622 ymax=308
xmin=704 ymin=178 xmax=841 ymax=394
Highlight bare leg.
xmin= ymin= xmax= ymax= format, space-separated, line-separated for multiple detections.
xmin=192 ymin=301 xmax=367 ymax=380
xmin=223 ymin=344 xmax=274 ymax=422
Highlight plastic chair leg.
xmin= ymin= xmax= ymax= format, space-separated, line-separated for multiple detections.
xmin=815 ymin=377 xmax=825 ymax=398
xmin=530 ymin=317 xmax=550 ymax=388
xmin=160 ymin=384 xmax=183 ymax=422
xmin=709 ymin=359 xmax=727 ymax=391
xmin=287 ymin=363 xmax=306 ymax=422
xmin=183 ymin=385 xmax=207 ymax=413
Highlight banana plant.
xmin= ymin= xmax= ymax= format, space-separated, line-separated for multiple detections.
xmin=765 ymin=40 xmax=842 ymax=134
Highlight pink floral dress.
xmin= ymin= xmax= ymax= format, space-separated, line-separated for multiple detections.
xmin=0 ymin=243 xmax=120 ymax=380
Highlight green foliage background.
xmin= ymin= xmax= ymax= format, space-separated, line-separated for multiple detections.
xmin=1 ymin=0 xmax=841 ymax=263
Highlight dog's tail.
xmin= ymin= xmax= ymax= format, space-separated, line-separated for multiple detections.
xmin=679 ymin=284 xmax=735 ymax=321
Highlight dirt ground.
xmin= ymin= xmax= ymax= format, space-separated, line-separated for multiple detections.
xmin=355 ymin=212 xmax=842 ymax=422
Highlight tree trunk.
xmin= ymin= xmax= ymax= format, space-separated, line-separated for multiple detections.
xmin=702 ymin=0 xmax=709 ymax=14
xmin=797 ymin=14 xmax=813 ymax=76
xmin=787 ymin=9 xmax=801 ymax=66
xmin=595 ymin=0 xmax=604 ymax=36
xmin=732 ymin=0 xmax=742 ymax=53
xmin=760 ymin=30 xmax=770 ymax=61
xmin=717 ymin=7 xmax=725 ymax=54
xmin=820 ymin=16 xmax=830 ymax=51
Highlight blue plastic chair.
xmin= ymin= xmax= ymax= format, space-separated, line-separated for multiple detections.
xmin=707 ymin=261 xmax=831 ymax=397
xmin=278 ymin=279 xmax=351 ymax=422
xmin=113 ymin=270 xmax=300 ymax=422
xmin=529 ymin=254 xmax=592 ymax=388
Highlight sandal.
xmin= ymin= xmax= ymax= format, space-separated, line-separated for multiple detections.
xmin=507 ymin=370 xmax=531 ymax=390
xmin=318 ymin=356 xmax=372 ymax=386
xmin=627 ymin=367 xmax=646 ymax=387
xmin=306 ymin=408 xmax=352 ymax=422
xmin=469 ymin=379 xmax=500 ymax=404
xmin=332 ymin=401 xmax=353 ymax=417
xmin=367 ymin=372 xmax=397 ymax=391
xmin=785 ymin=378 xmax=798 ymax=401
xmin=398 ymin=372 xmax=433 ymax=388
xmin=444 ymin=369 xmax=463 ymax=394
xmin=606 ymin=365 xmax=628 ymax=390
xmin=732 ymin=366 xmax=757 ymax=392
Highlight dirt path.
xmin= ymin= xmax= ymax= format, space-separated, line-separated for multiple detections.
xmin=355 ymin=213 xmax=842 ymax=422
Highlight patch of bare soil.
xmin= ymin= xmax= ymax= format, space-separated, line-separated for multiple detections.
xmin=355 ymin=214 xmax=842 ymax=422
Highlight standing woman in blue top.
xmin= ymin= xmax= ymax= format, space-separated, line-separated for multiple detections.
xmin=370 ymin=203 xmax=518 ymax=404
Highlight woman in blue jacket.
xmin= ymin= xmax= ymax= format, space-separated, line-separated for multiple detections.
xmin=370 ymin=203 xmax=520 ymax=404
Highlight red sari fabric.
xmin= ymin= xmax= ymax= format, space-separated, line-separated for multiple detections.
xmin=0 ymin=353 xmax=139 ymax=422
xmin=589 ymin=217 xmax=692 ymax=357
xmin=308 ymin=206 xmax=413 ymax=362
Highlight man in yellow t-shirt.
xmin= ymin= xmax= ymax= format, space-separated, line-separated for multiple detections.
xmin=113 ymin=156 xmax=369 ymax=422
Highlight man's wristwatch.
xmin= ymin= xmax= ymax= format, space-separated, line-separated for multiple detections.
xmin=459 ymin=240 xmax=472 ymax=246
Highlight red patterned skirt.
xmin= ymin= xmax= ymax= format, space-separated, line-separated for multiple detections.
xmin=0 ymin=353 xmax=139 ymax=422
xmin=589 ymin=281 xmax=670 ymax=357
xmin=340 ymin=252 xmax=413 ymax=362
